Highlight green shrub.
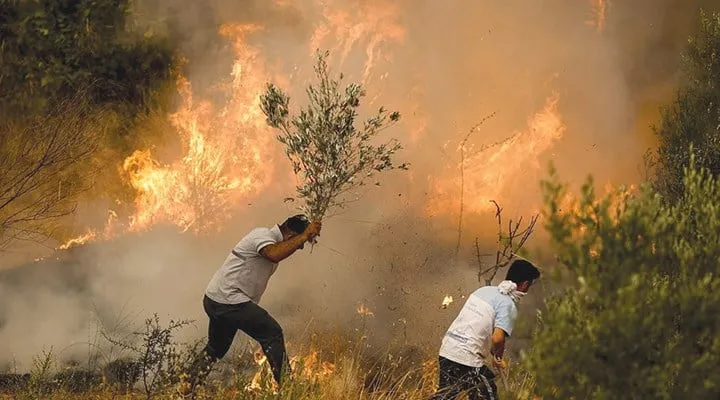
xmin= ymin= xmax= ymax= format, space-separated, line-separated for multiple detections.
xmin=654 ymin=10 xmax=720 ymax=203
xmin=525 ymin=154 xmax=720 ymax=399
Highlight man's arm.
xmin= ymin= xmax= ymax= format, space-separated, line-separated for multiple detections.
xmin=259 ymin=233 xmax=309 ymax=263
xmin=259 ymin=221 xmax=321 ymax=263
xmin=491 ymin=300 xmax=516 ymax=368
xmin=490 ymin=327 xmax=508 ymax=360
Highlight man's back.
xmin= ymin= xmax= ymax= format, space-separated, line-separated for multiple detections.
xmin=439 ymin=285 xmax=518 ymax=368
xmin=205 ymin=225 xmax=283 ymax=304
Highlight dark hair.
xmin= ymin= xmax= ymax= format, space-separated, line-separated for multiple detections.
xmin=505 ymin=259 xmax=540 ymax=284
xmin=282 ymin=214 xmax=309 ymax=234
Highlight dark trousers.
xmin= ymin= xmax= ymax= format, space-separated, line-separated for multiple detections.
xmin=189 ymin=296 xmax=289 ymax=388
xmin=429 ymin=356 xmax=498 ymax=400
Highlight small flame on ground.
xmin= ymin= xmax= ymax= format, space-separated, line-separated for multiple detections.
xmin=245 ymin=347 xmax=335 ymax=393
xmin=246 ymin=349 xmax=273 ymax=393
xmin=59 ymin=210 xmax=119 ymax=250
xmin=59 ymin=231 xmax=96 ymax=250
xmin=357 ymin=303 xmax=375 ymax=317
xmin=290 ymin=350 xmax=336 ymax=380
xmin=441 ymin=295 xmax=454 ymax=308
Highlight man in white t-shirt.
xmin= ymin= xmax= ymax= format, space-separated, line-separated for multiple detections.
xmin=182 ymin=214 xmax=321 ymax=394
xmin=430 ymin=259 xmax=540 ymax=400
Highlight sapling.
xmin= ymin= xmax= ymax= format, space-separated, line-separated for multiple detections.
xmin=260 ymin=50 xmax=407 ymax=229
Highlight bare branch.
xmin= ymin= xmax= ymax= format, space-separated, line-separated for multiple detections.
xmin=0 ymin=90 xmax=101 ymax=249
xmin=477 ymin=200 xmax=539 ymax=285
xmin=454 ymin=113 xmax=497 ymax=264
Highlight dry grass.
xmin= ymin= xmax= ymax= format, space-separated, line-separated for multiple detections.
xmin=1 ymin=322 xmax=536 ymax=399
xmin=1 ymin=346 xmax=536 ymax=399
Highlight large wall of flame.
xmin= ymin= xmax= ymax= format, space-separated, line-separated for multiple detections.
xmin=3 ymin=0 xmax=720 ymax=371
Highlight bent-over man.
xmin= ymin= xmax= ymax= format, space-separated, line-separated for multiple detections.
xmin=183 ymin=214 xmax=321 ymax=394
xmin=430 ymin=259 xmax=540 ymax=400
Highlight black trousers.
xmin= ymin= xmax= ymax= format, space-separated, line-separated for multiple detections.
xmin=189 ymin=296 xmax=289 ymax=387
xmin=429 ymin=356 xmax=498 ymax=400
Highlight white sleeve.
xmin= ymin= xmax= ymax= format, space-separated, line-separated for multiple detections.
xmin=252 ymin=228 xmax=278 ymax=253
xmin=494 ymin=299 xmax=517 ymax=336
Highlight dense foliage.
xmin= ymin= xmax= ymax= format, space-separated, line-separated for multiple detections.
xmin=0 ymin=0 xmax=180 ymax=248
xmin=0 ymin=0 xmax=175 ymax=119
xmin=654 ymin=10 xmax=720 ymax=203
xmin=525 ymin=155 xmax=720 ymax=399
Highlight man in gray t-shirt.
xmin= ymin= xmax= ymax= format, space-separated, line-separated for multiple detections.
xmin=204 ymin=223 xmax=285 ymax=305
xmin=183 ymin=214 xmax=321 ymax=394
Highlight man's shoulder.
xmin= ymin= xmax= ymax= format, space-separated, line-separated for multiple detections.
xmin=471 ymin=286 xmax=515 ymax=308
xmin=242 ymin=226 xmax=275 ymax=240
xmin=236 ymin=225 xmax=281 ymax=249
xmin=498 ymin=293 xmax=517 ymax=309
xmin=248 ymin=226 xmax=269 ymax=235
xmin=470 ymin=285 xmax=497 ymax=299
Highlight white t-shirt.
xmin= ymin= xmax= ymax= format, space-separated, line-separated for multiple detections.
xmin=439 ymin=285 xmax=518 ymax=367
xmin=205 ymin=225 xmax=283 ymax=304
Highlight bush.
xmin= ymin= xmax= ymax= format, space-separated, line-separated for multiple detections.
xmin=654 ymin=10 xmax=720 ymax=203
xmin=524 ymin=154 xmax=720 ymax=399
xmin=101 ymin=314 xmax=196 ymax=398
xmin=0 ymin=0 xmax=175 ymax=119
xmin=0 ymin=92 xmax=105 ymax=248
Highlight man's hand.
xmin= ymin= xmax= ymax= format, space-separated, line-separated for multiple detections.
xmin=490 ymin=327 xmax=507 ymax=360
xmin=260 ymin=221 xmax=322 ymax=262
xmin=302 ymin=221 xmax=322 ymax=242
xmin=492 ymin=356 xmax=507 ymax=370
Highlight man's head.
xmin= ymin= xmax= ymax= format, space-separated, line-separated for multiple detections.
xmin=505 ymin=259 xmax=541 ymax=293
xmin=279 ymin=214 xmax=309 ymax=241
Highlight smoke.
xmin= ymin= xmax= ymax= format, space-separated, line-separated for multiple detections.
xmin=3 ymin=0 xmax=720 ymax=371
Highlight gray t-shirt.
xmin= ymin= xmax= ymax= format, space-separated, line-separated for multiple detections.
xmin=205 ymin=225 xmax=283 ymax=304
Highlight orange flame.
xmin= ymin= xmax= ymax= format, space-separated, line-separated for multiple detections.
xmin=556 ymin=181 xmax=638 ymax=222
xmin=245 ymin=347 xmax=335 ymax=393
xmin=427 ymin=92 xmax=566 ymax=217
xmin=551 ymin=180 xmax=638 ymax=261
xmin=290 ymin=349 xmax=336 ymax=380
xmin=123 ymin=24 xmax=274 ymax=234
xmin=59 ymin=23 xmax=276 ymax=249
xmin=59 ymin=231 xmax=96 ymax=250
xmin=357 ymin=303 xmax=375 ymax=317
xmin=59 ymin=210 xmax=119 ymax=250
xmin=246 ymin=348 xmax=273 ymax=393
xmin=311 ymin=0 xmax=405 ymax=82
xmin=441 ymin=295 xmax=454 ymax=309
xmin=587 ymin=0 xmax=608 ymax=32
